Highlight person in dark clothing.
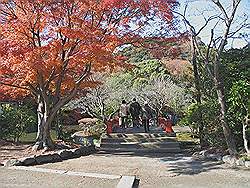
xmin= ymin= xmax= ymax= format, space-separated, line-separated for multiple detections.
xmin=142 ymin=102 xmax=153 ymax=132
xmin=129 ymin=98 xmax=142 ymax=128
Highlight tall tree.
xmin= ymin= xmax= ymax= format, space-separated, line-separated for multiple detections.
xmin=175 ymin=0 xmax=248 ymax=155
xmin=0 ymin=0 xmax=177 ymax=150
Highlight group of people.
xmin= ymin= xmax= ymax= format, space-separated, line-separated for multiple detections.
xmin=119 ymin=98 xmax=154 ymax=133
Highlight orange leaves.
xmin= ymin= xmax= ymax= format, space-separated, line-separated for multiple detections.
xmin=60 ymin=27 xmax=85 ymax=40
xmin=0 ymin=0 xmax=177 ymax=100
xmin=79 ymin=80 xmax=101 ymax=89
xmin=0 ymin=65 xmax=14 ymax=76
xmin=162 ymin=59 xmax=193 ymax=80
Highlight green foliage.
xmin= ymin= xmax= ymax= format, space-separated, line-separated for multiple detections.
xmin=228 ymin=80 xmax=250 ymax=118
xmin=179 ymin=45 xmax=250 ymax=149
xmin=61 ymin=120 xmax=106 ymax=141
xmin=227 ymin=80 xmax=250 ymax=144
xmin=180 ymin=100 xmax=225 ymax=147
xmin=110 ymin=59 xmax=169 ymax=88
xmin=0 ymin=104 xmax=37 ymax=142
xmin=120 ymin=46 xmax=151 ymax=64
xmin=131 ymin=60 xmax=170 ymax=86
xmin=68 ymin=46 xmax=191 ymax=122
xmin=176 ymin=132 xmax=199 ymax=143
xmin=240 ymin=154 xmax=250 ymax=161
xmin=221 ymin=46 xmax=250 ymax=146
xmin=19 ymin=130 xmax=57 ymax=143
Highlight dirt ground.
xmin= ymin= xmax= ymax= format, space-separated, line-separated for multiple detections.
xmin=0 ymin=139 xmax=79 ymax=165
xmin=0 ymin=140 xmax=33 ymax=165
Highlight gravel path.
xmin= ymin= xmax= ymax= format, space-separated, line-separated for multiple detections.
xmin=1 ymin=151 xmax=250 ymax=188
xmin=38 ymin=152 xmax=250 ymax=188
xmin=0 ymin=166 xmax=119 ymax=188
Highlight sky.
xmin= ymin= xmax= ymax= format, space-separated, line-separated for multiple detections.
xmin=176 ymin=0 xmax=250 ymax=48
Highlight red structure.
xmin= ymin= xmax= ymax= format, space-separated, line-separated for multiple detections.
xmin=106 ymin=121 xmax=113 ymax=134
xmin=106 ymin=117 xmax=119 ymax=134
xmin=158 ymin=117 xmax=174 ymax=134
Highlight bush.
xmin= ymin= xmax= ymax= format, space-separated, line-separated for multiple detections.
xmin=227 ymin=80 xmax=250 ymax=147
xmin=0 ymin=103 xmax=37 ymax=142
xmin=180 ymin=100 xmax=226 ymax=147
xmin=60 ymin=119 xmax=106 ymax=141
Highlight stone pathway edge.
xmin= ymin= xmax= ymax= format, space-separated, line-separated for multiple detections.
xmin=8 ymin=166 xmax=136 ymax=188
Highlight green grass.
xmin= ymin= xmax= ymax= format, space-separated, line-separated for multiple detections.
xmin=19 ymin=130 xmax=57 ymax=143
xmin=176 ymin=132 xmax=199 ymax=143
xmin=240 ymin=154 xmax=250 ymax=161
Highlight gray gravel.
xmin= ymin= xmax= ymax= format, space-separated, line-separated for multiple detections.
xmin=1 ymin=152 xmax=250 ymax=188
xmin=40 ymin=152 xmax=250 ymax=188
xmin=0 ymin=167 xmax=119 ymax=188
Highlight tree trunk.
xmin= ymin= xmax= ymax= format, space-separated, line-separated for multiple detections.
xmin=33 ymin=98 xmax=55 ymax=151
xmin=153 ymin=108 xmax=160 ymax=127
xmin=32 ymin=65 xmax=90 ymax=151
xmin=100 ymin=101 xmax=106 ymax=122
xmin=35 ymin=100 xmax=44 ymax=143
xmin=190 ymin=35 xmax=205 ymax=146
xmin=33 ymin=111 xmax=54 ymax=151
xmin=55 ymin=111 xmax=62 ymax=139
xmin=214 ymin=67 xmax=237 ymax=156
xmin=191 ymin=39 xmax=205 ymax=147
xmin=243 ymin=114 xmax=250 ymax=155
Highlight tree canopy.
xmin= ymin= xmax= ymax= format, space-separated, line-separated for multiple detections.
xmin=0 ymin=0 xmax=178 ymax=149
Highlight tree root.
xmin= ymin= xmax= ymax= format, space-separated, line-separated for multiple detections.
xmin=32 ymin=140 xmax=54 ymax=151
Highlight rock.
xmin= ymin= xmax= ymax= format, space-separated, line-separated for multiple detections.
xmin=192 ymin=152 xmax=199 ymax=156
xmin=222 ymin=155 xmax=237 ymax=165
xmin=79 ymin=146 xmax=88 ymax=155
xmin=50 ymin=153 xmax=62 ymax=162
xmin=78 ymin=146 xmax=94 ymax=155
xmin=57 ymin=150 xmax=74 ymax=159
xmin=207 ymin=154 xmax=222 ymax=161
xmin=245 ymin=161 xmax=250 ymax=168
xmin=78 ymin=118 xmax=98 ymax=124
xmin=72 ymin=134 xmax=94 ymax=146
xmin=4 ymin=159 xmax=22 ymax=167
xmin=192 ymin=152 xmax=205 ymax=160
xmin=236 ymin=159 xmax=245 ymax=166
xmin=199 ymin=150 xmax=209 ymax=157
xmin=35 ymin=154 xmax=54 ymax=164
xmin=86 ymin=146 xmax=96 ymax=154
xmin=19 ymin=156 xmax=36 ymax=166
xmin=89 ymin=145 xmax=96 ymax=152
xmin=71 ymin=148 xmax=81 ymax=156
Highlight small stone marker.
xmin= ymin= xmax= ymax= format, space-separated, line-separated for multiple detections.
xmin=116 ymin=176 xmax=135 ymax=188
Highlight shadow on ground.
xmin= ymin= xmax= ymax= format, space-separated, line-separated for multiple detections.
xmin=133 ymin=179 xmax=140 ymax=188
xmin=96 ymin=150 xmax=224 ymax=176
xmin=160 ymin=156 xmax=223 ymax=176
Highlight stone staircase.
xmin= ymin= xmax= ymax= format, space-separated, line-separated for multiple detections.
xmin=99 ymin=132 xmax=181 ymax=153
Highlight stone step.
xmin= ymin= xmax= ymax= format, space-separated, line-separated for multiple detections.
xmin=101 ymin=137 xmax=177 ymax=143
xmin=100 ymin=131 xmax=181 ymax=154
xmin=102 ymin=133 xmax=175 ymax=139
xmin=99 ymin=147 xmax=181 ymax=153
xmin=101 ymin=142 xmax=180 ymax=149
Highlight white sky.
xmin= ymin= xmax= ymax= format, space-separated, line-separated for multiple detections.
xmin=176 ymin=0 xmax=250 ymax=48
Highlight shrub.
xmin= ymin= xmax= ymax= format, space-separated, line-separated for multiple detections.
xmin=0 ymin=104 xmax=36 ymax=142
xmin=180 ymin=100 xmax=226 ymax=147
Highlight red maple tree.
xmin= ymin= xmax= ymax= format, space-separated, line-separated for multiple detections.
xmin=0 ymin=0 xmax=177 ymax=150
